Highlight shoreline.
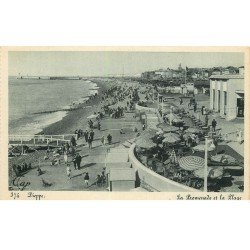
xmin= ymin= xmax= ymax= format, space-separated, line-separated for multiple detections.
xmin=40 ymin=79 xmax=109 ymax=135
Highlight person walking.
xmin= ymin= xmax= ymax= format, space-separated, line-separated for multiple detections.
xmin=101 ymin=135 xmax=105 ymax=146
xmin=205 ymin=115 xmax=209 ymax=127
xmin=70 ymin=136 xmax=77 ymax=147
xmin=97 ymin=121 xmax=101 ymax=131
xmin=107 ymin=134 xmax=112 ymax=145
xmin=90 ymin=130 xmax=95 ymax=141
xmin=212 ymin=118 xmax=217 ymax=132
xmin=88 ymin=135 xmax=93 ymax=149
xmin=72 ymin=154 xmax=77 ymax=170
xmin=193 ymin=102 xmax=197 ymax=112
xmin=84 ymin=129 xmax=89 ymax=143
xmin=75 ymin=129 xmax=79 ymax=140
xmin=65 ymin=142 xmax=70 ymax=152
xmin=75 ymin=153 xmax=82 ymax=170
xmin=84 ymin=172 xmax=90 ymax=186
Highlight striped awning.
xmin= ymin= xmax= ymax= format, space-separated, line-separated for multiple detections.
xmin=179 ymin=156 xmax=205 ymax=171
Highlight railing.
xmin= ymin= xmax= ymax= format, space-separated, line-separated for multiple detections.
xmin=9 ymin=134 xmax=77 ymax=146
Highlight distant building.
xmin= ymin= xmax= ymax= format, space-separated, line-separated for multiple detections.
xmin=212 ymin=69 xmax=222 ymax=75
xmin=191 ymin=73 xmax=198 ymax=79
xmin=181 ymin=82 xmax=195 ymax=95
xmin=203 ymin=70 xmax=209 ymax=78
xmin=222 ymin=69 xmax=230 ymax=75
xmin=239 ymin=66 xmax=244 ymax=75
xmin=210 ymin=74 xmax=244 ymax=120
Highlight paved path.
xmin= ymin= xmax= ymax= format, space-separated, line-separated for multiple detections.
xmin=11 ymin=109 xmax=142 ymax=191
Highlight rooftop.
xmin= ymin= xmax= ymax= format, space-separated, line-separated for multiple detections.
xmin=210 ymin=74 xmax=244 ymax=80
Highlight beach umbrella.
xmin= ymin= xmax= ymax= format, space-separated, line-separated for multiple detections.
xmin=162 ymin=133 xmax=181 ymax=144
xmin=185 ymin=127 xmax=200 ymax=134
xmin=194 ymin=167 xmax=223 ymax=179
xmin=139 ymin=129 xmax=158 ymax=139
xmin=172 ymin=117 xmax=183 ymax=124
xmin=158 ymin=124 xmax=179 ymax=133
xmin=136 ymin=137 xmax=156 ymax=149
xmin=179 ymin=156 xmax=205 ymax=171
xmin=211 ymin=154 xmax=237 ymax=164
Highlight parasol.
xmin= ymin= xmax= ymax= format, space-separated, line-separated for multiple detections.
xmin=211 ymin=154 xmax=237 ymax=164
xmin=172 ymin=118 xmax=183 ymax=124
xmin=158 ymin=124 xmax=179 ymax=133
xmin=135 ymin=137 xmax=156 ymax=149
xmin=194 ymin=167 xmax=223 ymax=179
xmin=139 ymin=129 xmax=157 ymax=140
xmin=162 ymin=133 xmax=181 ymax=144
xmin=179 ymin=156 xmax=205 ymax=171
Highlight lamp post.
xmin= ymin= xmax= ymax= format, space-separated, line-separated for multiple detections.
xmin=157 ymin=93 xmax=159 ymax=110
xmin=204 ymin=136 xmax=208 ymax=192
xmin=204 ymin=136 xmax=216 ymax=192
xmin=170 ymin=106 xmax=173 ymax=126
xmin=161 ymin=97 xmax=164 ymax=117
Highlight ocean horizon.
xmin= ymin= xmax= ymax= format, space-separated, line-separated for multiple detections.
xmin=8 ymin=76 xmax=98 ymax=135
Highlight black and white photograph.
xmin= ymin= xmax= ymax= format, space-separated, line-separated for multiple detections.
xmin=4 ymin=48 xmax=247 ymax=196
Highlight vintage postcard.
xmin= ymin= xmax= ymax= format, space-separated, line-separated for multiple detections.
xmin=0 ymin=47 xmax=249 ymax=200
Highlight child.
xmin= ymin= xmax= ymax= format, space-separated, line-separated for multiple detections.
xmin=84 ymin=172 xmax=90 ymax=186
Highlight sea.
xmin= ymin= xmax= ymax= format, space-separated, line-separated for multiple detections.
xmin=9 ymin=77 xmax=99 ymax=135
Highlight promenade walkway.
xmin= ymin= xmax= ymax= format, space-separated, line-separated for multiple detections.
xmin=10 ymin=104 xmax=143 ymax=191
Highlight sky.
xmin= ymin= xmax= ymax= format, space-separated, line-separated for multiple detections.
xmin=9 ymin=51 xmax=244 ymax=76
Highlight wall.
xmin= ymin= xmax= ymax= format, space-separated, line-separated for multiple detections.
xmin=210 ymin=78 xmax=244 ymax=120
xmin=226 ymin=78 xmax=244 ymax=120
xmin=128 ymin=144 xmax=198 ymax=192
xmin=110 ymin=180 xmax=135 ymax=191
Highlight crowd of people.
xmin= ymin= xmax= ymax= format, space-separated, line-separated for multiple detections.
xmin=12 ymin=162 xmax=32 ymax=176
xmin=41 ymin=83 xmax=141 ymax=187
